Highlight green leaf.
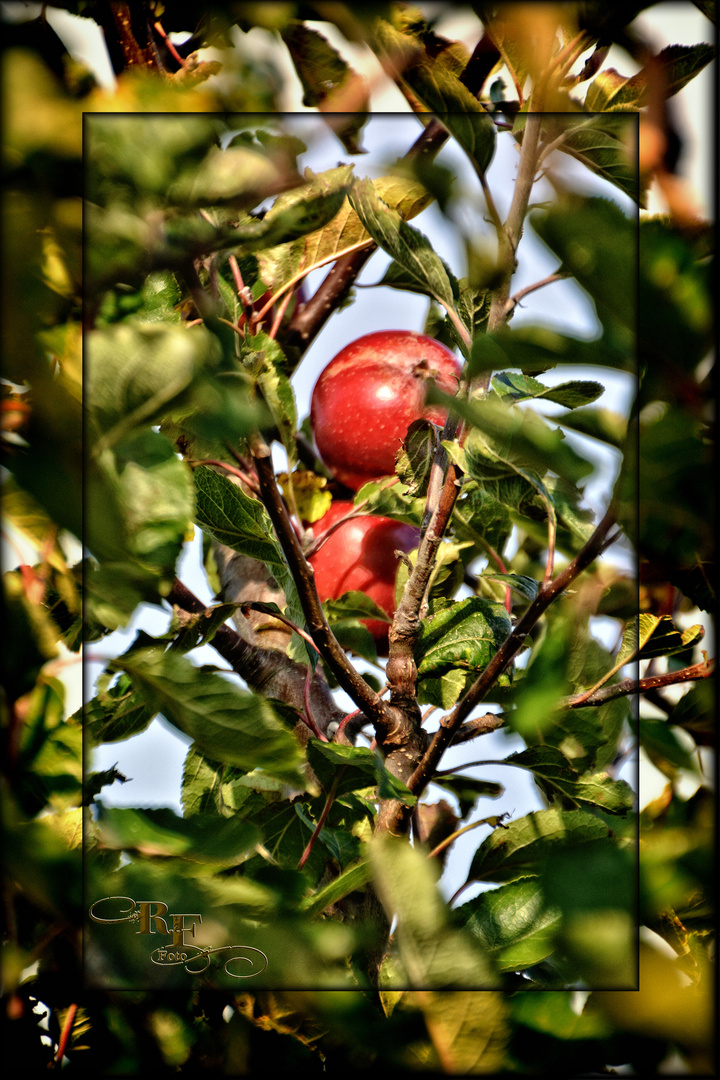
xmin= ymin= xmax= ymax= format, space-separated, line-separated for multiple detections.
xmin=492 ymin=371 xmax=604 ymax=409
xmin=554 ymin=405 xmax=627 ymax=448
xmin=537 ymin=841 xmax=636 ymax=986
xmin=370 ymin=16 xmax=496 ymax=173
xmin=352 ymin=479 xmax=425 ymax=527
xmin=86 ymin=323 xmax=223 ymax=444
xmin=96 ymin=805 xmax=260 ymax=867
xmin=371 ymin=834 xmax=496 ymax=988
xmin=585 ymin=44 xmax=716 ymax=111
xmin=322 ymin=591 xmax=391 ymax=624
xmin=490 ymin=323 xmax=633 ymax=374
xmin=280 ymin=22 xmax=369 ymax=153
xmin=530 ymin=195 xmax=636 ymax=332
xmin=395 ymin=418 xmax=438 ymax=497
xmin=457 ymin=877 xmax=561 ymax=972
xmin=436 ymin=388 xmax=595 ymax=487
xmin=415 ymin=596 xmax=512 ymax=679
xmin=257 ymin=166 xmax=431 ymax=297
xmin=84 ymin=430 xmax=195 ymax=627
xmin=114 ymin=648 xmax=305 ymax=786
xmin=348 ymin=176 xmax=461 ymax=317
xmin=299 ymin=859 xmax=372 ymax=916
xmin=2 ymin=571 xmax=60 ymax=703
xmin=501 ymin=747 xmax=635 ymax=813
xmin=240 ymin=331 xmax=298 ymax=465
xmin=83 ymin=670 xmax=156 ymax=746
xmin=168 ymin=142 xmax=299 ymax=209
xmin=432 ymin=775 xmax=504 ymax=819
xmin=480 ymin=573 xmax=539 ymax=602
xmin=307 ymin=741 xmax=416 ymax=805
xmin=192 ymin=465 xmax=304 ymax=633
xmin=638 ymin=719 xmax=698 ymax=773
xmin=467 ymin=808 xmax=611 ymax=885
xmin=511 ymin=989 xmax=614 ymax=1044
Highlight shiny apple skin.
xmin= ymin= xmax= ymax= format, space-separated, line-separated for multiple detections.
xmin=310 ymin=330 xmax=461 ymax=491
xmin=308 ymin=501 xmax=420 ymax=650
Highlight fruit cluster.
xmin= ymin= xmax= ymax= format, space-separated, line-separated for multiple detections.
xmin=307 ymin=330 xmax=461 ymax=651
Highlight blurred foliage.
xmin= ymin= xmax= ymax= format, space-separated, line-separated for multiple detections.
xmin=1 ymin=2 xmax=714 ymax=1075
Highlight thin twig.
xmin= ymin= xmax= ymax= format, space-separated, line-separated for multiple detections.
xmin=303 ymin=664 xmax=327 ymax=741
xmin=54 ymin=1003 xmax=78 ymax=1067
xmin=254 ymin=239 xmax=375 ymax=325
xmin=561 ymin=658 xmax=715 ymax=709
xmin=188 ymin=458 xmax=260 ymax=494
xmin=506 ymin=271 xmax=570 ymax=313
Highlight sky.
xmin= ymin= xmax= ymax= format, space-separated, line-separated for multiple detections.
xmin=3 ymin=2 xmax=714 ymax=901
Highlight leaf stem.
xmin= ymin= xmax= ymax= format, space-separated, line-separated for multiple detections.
xmin=298 ymin=774 xmax=341 ymax=870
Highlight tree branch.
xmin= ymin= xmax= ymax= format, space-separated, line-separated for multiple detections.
xmin=401 ymin=506 xmax=619 ymax=813
xmin=488 ymin=111 xmax=544 ymax=332
xmin=167 ymin=578 xmax=348 ymax=741
xmin=561 ymin=658 xmax=715 ymax=708
xmin=249 ymin=433 xmax=396 ymax=734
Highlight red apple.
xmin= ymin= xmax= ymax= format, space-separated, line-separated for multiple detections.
xmin=310 ymin=330 xmax=461 ymax=491
xmin=308 ymin=501 xmax=420 ymax=650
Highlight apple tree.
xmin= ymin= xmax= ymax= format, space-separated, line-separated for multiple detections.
xmin=2 ymin=2 xmax=715 ymax=1074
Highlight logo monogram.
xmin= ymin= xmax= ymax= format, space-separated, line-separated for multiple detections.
xmin=89 ymin=896 xmax=268 ymax=978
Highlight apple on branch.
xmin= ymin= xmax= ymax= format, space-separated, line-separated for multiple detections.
xmin=310 ymin=330 xmax=461 ymax=491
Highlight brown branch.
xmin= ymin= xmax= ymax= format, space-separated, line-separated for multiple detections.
xmin=397 ymin=507 xmax=619 ymax=817
xmin=167 ymin=579 xmax=347 ymax=740
xmin=249 ymin=434 xmax=395 ymax=733
xmin=450 ymin=711 xmax=506 ymax=744
xmin=562 ymin=658 xmax=715 ymax=709
xmin=54 ymin=1003 xmax=78 ymax=1067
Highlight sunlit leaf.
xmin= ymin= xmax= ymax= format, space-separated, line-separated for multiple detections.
xmin=348 ymin=176 xmax=461 ymax=316
xmin=585 ymin=44 xmax=716 ymax=111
